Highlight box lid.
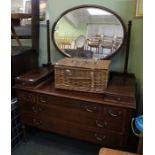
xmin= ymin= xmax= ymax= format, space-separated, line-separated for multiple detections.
xmin=15 ymin=66 xmax=54 ymax=86
xmin=55 ymin=58 xmax=111 ymax=70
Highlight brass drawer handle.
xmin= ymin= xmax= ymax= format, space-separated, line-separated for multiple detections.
xmin=32 ymin=107 xmax=43 ymax=113
xmin=108 ymin=110 xmax=122 ymax=117
xmin=95 ymin=120 xmax=107 ymax=128
xmin=39 ymin=97 xmax=47 ymax=103
xmin=32 ymin=106 xmax=37 ymax=113
xmin=117 ymin=97 xmax=121 ymax=101
xmin=22 ymin=82 xmax=26 ymax=86
xmin=40 ymin=100 xmax=46 ymax=103
xmin=85 ymin=106 xmax=97 ymax=113
xmin=38 ymin=107 xmax=43 ymax=112
xmin=94 ymin=133 xmax=106 ymax=141
xmin=33 ymin=119 xmax=42 ymax=125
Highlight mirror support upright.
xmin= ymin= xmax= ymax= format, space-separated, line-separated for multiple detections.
xmin=124 ymin=20 xmax=132 ymax=75
xmin=47 ymin=20 xmax=52 ymax=65
xmin=43 ymin=20 xmax=53 ymax=68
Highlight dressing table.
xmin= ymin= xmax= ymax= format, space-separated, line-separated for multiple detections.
xmin=14 ymin=4 xmax=136 ymax=150
xmin=15 ymin=67 xmax=136 ymax=149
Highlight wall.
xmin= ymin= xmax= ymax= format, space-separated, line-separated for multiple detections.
xmin=56 ymin=17 xmax=85 ymax=38
xmin=39 ymin=0 xmax=143 ymax=113
xmin=11 ymin=0 xmax=23 ymax=12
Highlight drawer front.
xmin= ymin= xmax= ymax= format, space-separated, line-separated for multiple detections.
xmin=38 ymin=94 xmax=102 ymax=118
xmin=93 ymin=119 xmax=123 ymax=133
xmin=104 ymin=94 xmax=134 ymax=104
xmin=20 ymin=95 xmax=126 ymax=134
xmin=19 ymin=103 xmax=104 ymax=132
xmin=19 ymin=103 xmax=41 ymax=115
xmin=17 ymin=91 xmax=36 ymax=103
xmin=101 ymin=106 xmax=127 ymax=133
xmin=20 ymin=102 xmax=126 ymax=135
xmin=21 ymin=114 xmax=123 ymax=148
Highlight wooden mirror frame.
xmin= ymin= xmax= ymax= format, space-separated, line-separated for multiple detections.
xmin=52 ymin=4 xmax=127 ymax=59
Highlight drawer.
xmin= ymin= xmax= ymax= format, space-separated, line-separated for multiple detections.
xmin=21 ymin=114 xmax=123 ymax=148
xmin=92 ymin=132 xmax=123 ymax=148
xmin=40 ymin=105 xmax=125 ymax=134
xmin=19 ymin=103 xmax=103 ymax=131
xmin=104 ymin=94 xmax=134 ymax=104
xmin=20 ymin=102 xmax=126 ymax=134
xmin=93 ymin=119 xmax=124 ymax=134
xmin=102 ymin=106 xmax=127 ymax=133
xmin=17 ymin=91 xmax=36 ymax=103
xmin=38 ymin=94 xmax=102 ymax=117
xmin=19 ymin=103 xmax=41 ymax=115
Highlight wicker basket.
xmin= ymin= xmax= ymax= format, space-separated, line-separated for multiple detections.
xmin=54 ymin=58 xmax=111 ymax=93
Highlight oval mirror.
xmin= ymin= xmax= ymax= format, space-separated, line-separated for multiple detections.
xmin=52 ymin=5 xmax=126 ymax=59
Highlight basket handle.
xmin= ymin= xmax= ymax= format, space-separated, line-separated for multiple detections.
xmin=90 ymin=72 xmax=94 ymax=88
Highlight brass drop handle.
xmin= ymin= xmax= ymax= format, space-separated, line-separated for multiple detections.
xmin=22 ymin=82 xmax=26 ymax=86
xmin=108 ymin=110 xmax=122 ymax=117
xmin=95 ymin=120 xmax=107 ymax=128
xmin=36 ymin=121 xmax=41 ymax=125
xmin=38 ymin=107 xmax=43 ymax=112
xmin=94 ymin=133 xmax=106 ymax=141
xmin=85 ymin=106 xmax=97 ymax=113
xmin=39 ymin=97 xmax=46 ymax=103
xmin=32 ymin=106 xmax=37 ymax=113
xmin=117 ymin=97 xmax=121 ymax=101
xmin=33 ymin=119 xmax=42 ymax=125
xmin=32 ymin=107 xmax=42 ymax=113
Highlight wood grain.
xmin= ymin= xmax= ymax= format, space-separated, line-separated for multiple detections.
xmin=15 ymin=70 xmax=136 ymax=149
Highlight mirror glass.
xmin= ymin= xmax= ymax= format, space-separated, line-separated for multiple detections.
xmin=52 ymin=6 xmax=126 ymax=59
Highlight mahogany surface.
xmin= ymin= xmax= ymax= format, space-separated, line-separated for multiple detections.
xmin=15 ymin=66 xmax=54 ymax=86
xmin=15 ymin=69 xmax=136 ymax=149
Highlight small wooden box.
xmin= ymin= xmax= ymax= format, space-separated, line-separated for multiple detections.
xmin=54 ymin=58 xmax=111 ymax=93
xmin=15 ymin=67 xmax=54 ymax=87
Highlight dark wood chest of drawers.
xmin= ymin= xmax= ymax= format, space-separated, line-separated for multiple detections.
xmin=15 ymin=70 xmax=136 ymax=149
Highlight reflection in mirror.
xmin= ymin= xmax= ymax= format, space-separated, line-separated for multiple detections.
xmin=53 ymin=6 xmax=125 ymax=59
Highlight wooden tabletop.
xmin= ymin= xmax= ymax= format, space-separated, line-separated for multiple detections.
xmin=99 ymin=148 xmax=138 ymax=155
xmin=15 ymin=69 xmax=136 ymax=109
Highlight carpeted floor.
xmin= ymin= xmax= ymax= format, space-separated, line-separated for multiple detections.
xmin=12 ymin=129 xmax=101 ymax=155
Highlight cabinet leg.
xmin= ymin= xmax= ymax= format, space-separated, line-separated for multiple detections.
xmin=137 ymin=137 xmax=143 ymax=155
xmin=21 ymin=125 xmax=27 ymax=142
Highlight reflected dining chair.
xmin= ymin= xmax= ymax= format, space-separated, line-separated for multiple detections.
xmin=87 ymin=35 xmax=101 ymax=54
xmin=100 ymin=35 xmax=114 ymax=53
